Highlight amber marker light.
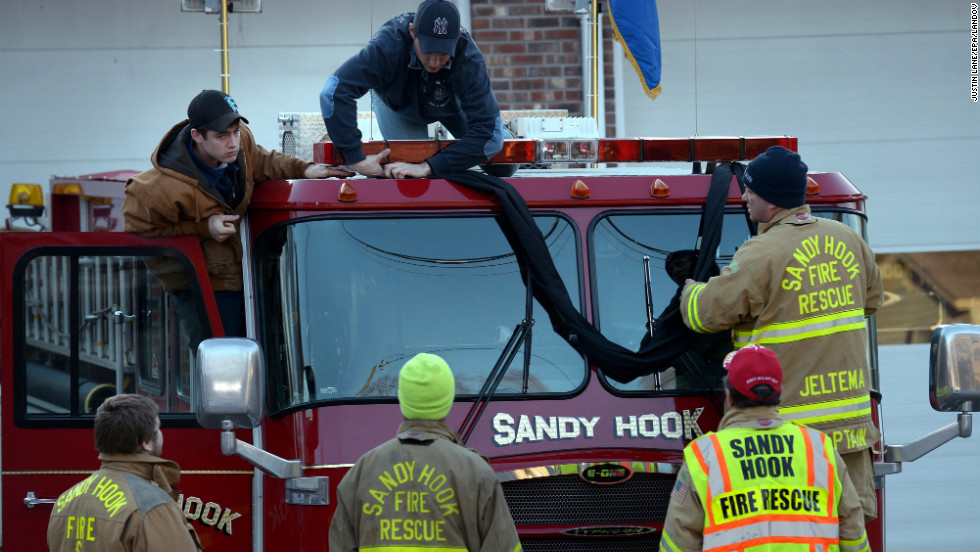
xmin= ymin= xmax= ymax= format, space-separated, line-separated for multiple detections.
xmin=570 ymin=179 xmax=591 ymax=199
xmin=651 ymin=179 xmax=670 ymax=198
xmin=806 ymin=176 xmax=820 ymax=196
xmin=338 ymin=182 xmax=358 ymax=202
xmin=51 ymin=182 xmax=83 ymax=195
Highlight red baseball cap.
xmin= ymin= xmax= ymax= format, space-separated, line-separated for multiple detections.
xmin=723 ymin=344 xmax=782 ymax=400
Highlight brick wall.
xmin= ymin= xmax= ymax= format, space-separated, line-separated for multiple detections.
xmin=469 ymin=0 xmax=618 ymax=137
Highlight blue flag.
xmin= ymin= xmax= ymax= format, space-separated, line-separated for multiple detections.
xmin=608 ymin=0 xmax=662 ymax=100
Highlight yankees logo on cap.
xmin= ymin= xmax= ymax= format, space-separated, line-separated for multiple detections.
xmin=414 ymin=0 xmax=461 ymax=56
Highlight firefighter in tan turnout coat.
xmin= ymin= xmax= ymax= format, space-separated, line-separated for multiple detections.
xmin=329 ymin=353 xmax=522 ymax=552
xmin=680 ymin=146 xmax=884 ymax=520
xmin=47 ymin=394 xmax=202 ymax=552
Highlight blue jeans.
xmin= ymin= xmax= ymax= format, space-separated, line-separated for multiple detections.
xmin=371 ymin=91 xmax=470 ymax=139
xmin=370 ymin=91 xmax=513 ymax=175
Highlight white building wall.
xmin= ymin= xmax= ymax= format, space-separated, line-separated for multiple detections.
xmin=2 ymin=0 xmax=978 ymax=549
xmin=619 ymin=0 xmax=980 ymax=254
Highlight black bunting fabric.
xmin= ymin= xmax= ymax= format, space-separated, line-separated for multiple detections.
xmin=435 ymin=164 xmax=743 ymax=384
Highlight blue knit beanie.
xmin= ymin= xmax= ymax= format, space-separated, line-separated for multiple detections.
xmin=398 ymin=353 xmax=455 ymax=420
xmin=743 ymin=146 xmax=808 ymax=208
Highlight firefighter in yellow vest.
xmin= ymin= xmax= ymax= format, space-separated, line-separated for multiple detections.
xmin=660 ymin=345 xmax=869 ymax=552
xmin=680 ymin=146 xmax=883 ymax=520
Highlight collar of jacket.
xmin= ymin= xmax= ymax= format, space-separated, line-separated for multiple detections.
xmin=757 ymin=204 xmax=813 ymax=235
xmin=718 ymin=405 xmax=785 ymax=431
xmin=97 ymin=452 xmax=183 ymax=498
xmin=396 ymin=419 xmax=462 ymax=444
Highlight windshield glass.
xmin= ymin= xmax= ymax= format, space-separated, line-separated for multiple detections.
xmin=592 ymin=209 xmax=869 ymax=393
xmin=255 ymin=215 xmax=585 ymax=413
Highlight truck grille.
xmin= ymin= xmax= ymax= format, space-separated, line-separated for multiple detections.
xmin=501 ymin=472 xmax=675 ymax=525
xmin=519 ymin=536 xmax=661 ymax=552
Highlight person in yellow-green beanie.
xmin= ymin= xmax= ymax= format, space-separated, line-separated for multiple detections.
xmin=329 ymin=353 xmax=522 ymax=552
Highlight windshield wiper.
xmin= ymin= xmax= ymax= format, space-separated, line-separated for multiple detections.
xmin=459 ymin=275 xmax=536 ymax=445
xmin=643 ymin=255 xmax=663 ymax=390
xmin=458 ymin=318 xmax=534 ymax=445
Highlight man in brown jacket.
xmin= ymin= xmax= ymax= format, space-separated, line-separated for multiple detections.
xmin=47 ymin=394 xmax=202 ymax=551
xmin=329 ymin=353 xmax=522 ymax=552
xmin=680 ymin=146 xmax=883 ymax=520
xmin=123 ymin=90 xmax=351 ymax=346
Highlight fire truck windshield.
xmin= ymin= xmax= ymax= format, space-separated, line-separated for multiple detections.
xmin=591 ymin=208 xmax=870 ymax=393
xmin=254 ymin=214 xmax=586 ymax=413
xmin=252 ymin=207 xmax=870 ymax=413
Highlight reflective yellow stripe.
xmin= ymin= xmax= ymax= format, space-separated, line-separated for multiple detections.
xmin=780 ymin=395 xmax=872 ymax=425
xmin=703 ymin=519 xmax=839 ymax=551
xmin=364 ymin=545 xmax=520 ymax=552
xmin=659 ymin=529 xmax=685 ymax=552
xmin=840 ymin=532 xmax=871 ymax=552
xmin=733 ymin=309 xmax=866 ymax=347
xmin=686 ymin=283 xmax=709 ymax=334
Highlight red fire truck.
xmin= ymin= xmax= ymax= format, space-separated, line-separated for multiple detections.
xmin=2 ymin=132 xmax=977 ymax=551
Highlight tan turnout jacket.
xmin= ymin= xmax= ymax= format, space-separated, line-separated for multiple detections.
xmin=47 ymin=453 xmax=202 ymax=552
xmin=681 ymin=206 xmax=883 ymax=454
xmin=329 ymin=419 xmax=522 ymax=552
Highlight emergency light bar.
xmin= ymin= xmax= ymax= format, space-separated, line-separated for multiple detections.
xmin=312 ymin=136 xmax=797 ymax=167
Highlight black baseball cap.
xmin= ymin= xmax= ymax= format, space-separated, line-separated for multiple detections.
xmin=414 ymin=0 xmax=461 ymax=56
xmin=187 ymin=90 xmax=249 ymax=131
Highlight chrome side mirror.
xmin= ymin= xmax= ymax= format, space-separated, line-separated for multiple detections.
xmin=930 ymin=324 xmax=980 ymax=413
xmin=194 ymin=337 xmax=264 ymax=429
xmin=193 ymin=337 xmax=307 ymax=484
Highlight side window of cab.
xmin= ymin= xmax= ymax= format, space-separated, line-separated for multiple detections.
xmin=12 ymin=248 xmax=211 ymax=424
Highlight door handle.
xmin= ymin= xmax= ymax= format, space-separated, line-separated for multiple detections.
xmin=24 ymin=491 xmax=58 ymax=509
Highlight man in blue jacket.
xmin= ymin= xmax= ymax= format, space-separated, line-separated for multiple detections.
xmin=320 ymin=0 xmax=507 ymax=179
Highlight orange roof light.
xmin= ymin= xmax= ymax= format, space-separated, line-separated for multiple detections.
xmin=806 ymin=176 xmax=820 ymax=196
xmin=51 ymin=182 xmax=83 ymax=196
xmin=337 ymin=182 xmax=358 ymax=202
xmin=651 ymin=179 xmax=670 ymax=198
xmin=570 ymin=179 xmax=591 ymax=199
xmin=10 ymin=183 xmax=45 ymax=205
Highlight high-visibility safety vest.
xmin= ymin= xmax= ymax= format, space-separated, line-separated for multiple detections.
xmin=669 ymin=423 xmax=864 ymax=552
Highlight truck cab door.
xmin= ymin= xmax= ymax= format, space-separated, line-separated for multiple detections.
xmin=0 ymin=232 xmax=252 ymax=552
